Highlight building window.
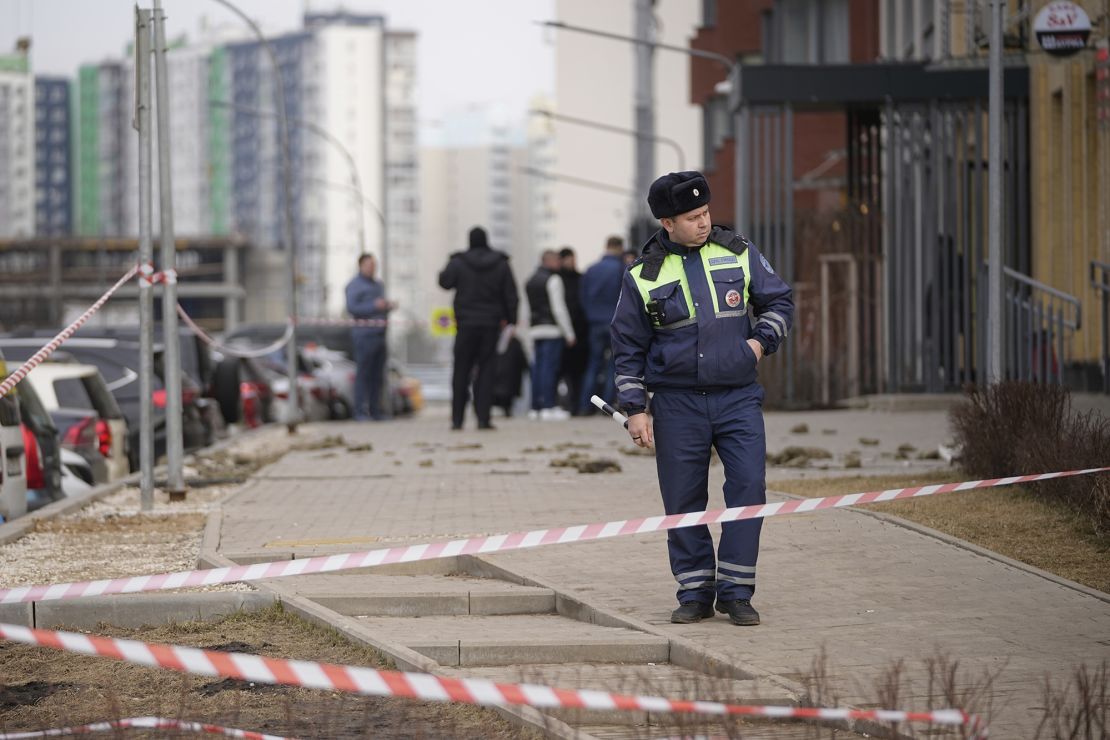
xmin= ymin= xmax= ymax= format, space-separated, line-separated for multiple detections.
xmin=769 ymin=0 xmax=849 ymax=64
xmin=702 ymin=0 xmax=717 ymax=28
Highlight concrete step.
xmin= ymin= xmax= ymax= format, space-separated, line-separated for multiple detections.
xmin=287 ymin=573 xmax=554 ymax=616
xmin=354 ymin=614 xmax=668 ymax=667
xmin=463 ymin=662 xmax=795 ymax=727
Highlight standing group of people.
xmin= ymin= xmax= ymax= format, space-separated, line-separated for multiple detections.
xmin=439 ymin=231 xmax=631 ymax=428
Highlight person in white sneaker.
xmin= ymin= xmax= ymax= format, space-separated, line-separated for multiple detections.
xmin=525 ymin=250 xmax=576 ymax=420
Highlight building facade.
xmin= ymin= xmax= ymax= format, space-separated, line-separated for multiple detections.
xmin=550 ymin=0 xmax=702 ymax=253
xmin=33 ymin=76 xmax=72 ymax=236
xmin=0 ymin=42 xmax=35 ymax=239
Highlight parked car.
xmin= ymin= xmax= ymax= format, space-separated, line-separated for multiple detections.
xmin=209 ymin=350 xmax=275 ymax=429
xmin=257 ymin=349 xmax=332 ymax=424
xmin=24 ymin=362 xmax=129 ymax=484
xmin=302 ymin=345 xmax=355 ymax=419
xmin=68 ymin=325 xmax=225 ymax=444
xmin=390 ymin=361 xmax=424 ymax=417
xmin=0 ymin=336 xmax=209 ymax=469
xmin=16 ymin=376 xmax=64 ymax=511
xmin=0 ymin=351 xmax=27 ymax=522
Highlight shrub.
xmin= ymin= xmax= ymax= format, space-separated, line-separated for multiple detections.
xmin=950 ymin=382 xmax=1110 ymax=533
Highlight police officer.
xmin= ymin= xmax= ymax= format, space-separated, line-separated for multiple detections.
xmin=611 ymin=171 xmax=793 ymax=626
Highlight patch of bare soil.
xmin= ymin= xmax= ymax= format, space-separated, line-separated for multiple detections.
xmin=0 ymin=605 xmax=535 ymax=739
xmin=773 ymin=472 xmax=1110 ymax=593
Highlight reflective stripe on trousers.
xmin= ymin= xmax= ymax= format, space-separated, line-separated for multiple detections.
xmin=651 ymin=385 xmax=766 ymax=604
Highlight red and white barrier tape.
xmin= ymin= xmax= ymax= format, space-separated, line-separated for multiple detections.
xmin=177 ymin=304 xmax=295 ymax=359
xmin=295 ymin=316 xmax=392 ymax=328
xmin=0 ymin=622 xmax=985 ymax=737
xmin=138 ymin=262 xmax=178 ymax=286
xmin=0 ymin=265 xmax=140 ymax=401
xmin=2 ymin=467 xmax=1106 ymax=605
xmin=0 ymin=716 xmax=289 ymax=740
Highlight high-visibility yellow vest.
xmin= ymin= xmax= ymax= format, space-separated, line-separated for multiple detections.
xmin=629 ymin=242 xmax=751 ymax=326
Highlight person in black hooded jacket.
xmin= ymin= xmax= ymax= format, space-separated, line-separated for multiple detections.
xmin=438 ymin=226 xmax=520 ymax=430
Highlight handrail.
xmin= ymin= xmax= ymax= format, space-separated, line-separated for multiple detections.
xmin=1091 ymin=261 xmax=1110 ymax=292
xmin=1002 ymin=266 xmax=1081 ymax=330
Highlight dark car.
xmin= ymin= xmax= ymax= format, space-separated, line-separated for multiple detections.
xmin=66 ymin=325 xmax=226 ymax=442
xmin=0 ymin=336 xmax=209 ymax=470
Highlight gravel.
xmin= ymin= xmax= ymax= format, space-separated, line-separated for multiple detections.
xmin=0 ymin=426 xmax=314 ymax=590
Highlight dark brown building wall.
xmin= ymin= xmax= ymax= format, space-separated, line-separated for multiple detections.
xmin=690 ymin=0 xmax=772 ymax=105
xmin=691 ymin=0 xmax=876 ymax=225
xmin=849 ymin=0 xmax=881 ymax=62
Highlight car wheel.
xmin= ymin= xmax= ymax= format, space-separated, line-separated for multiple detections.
xmin=213 ymin=358 xmax=242 ymax=424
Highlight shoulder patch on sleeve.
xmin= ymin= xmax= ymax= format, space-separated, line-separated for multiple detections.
xmin=759 ymin=254 xmax=775 ymax=274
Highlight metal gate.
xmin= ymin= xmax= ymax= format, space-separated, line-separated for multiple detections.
xmin=733 ymin=63 xmax=1039 ymax=403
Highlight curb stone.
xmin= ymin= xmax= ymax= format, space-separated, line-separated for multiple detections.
xmin=769 ymin=488 xmax=1110 ymax=605
xmin=198 ymin=522 xmax=584 ymax=740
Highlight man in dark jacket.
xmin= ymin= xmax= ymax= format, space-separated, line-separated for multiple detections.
xmin=438 ymin=226 xmax=520 ymax=430
xmin=557 ymin=247 xmax=589 ymax=414
xmin=577 ymin=235 xmax=625 ymax=413
xmin=345 ymin=254 xmax=396 ymax=421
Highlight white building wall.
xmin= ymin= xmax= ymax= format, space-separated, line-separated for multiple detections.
xmin=552 ymin=0 xmax=701 ymax=251
xmin=0 ymin=68 xmax=35 ymax=238
xmin=385 ymin=31 xmax=420 ymax=333
xmin=316 ymin=23 xmax=386 ymax=318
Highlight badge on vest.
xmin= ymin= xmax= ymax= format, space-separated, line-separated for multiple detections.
xmin=725 ymin=289 xmax=742 ymax=308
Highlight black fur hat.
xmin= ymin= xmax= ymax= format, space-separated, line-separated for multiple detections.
xmin=647 ymin=171 xmax=711 ymax=219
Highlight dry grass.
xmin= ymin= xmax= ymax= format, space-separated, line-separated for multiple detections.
xmin=771 ymin=472 xmax=1110 ymax=593
xmin=0 ymin=603 xmax=533 ymax=739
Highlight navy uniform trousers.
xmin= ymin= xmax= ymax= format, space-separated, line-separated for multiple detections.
xmin=652 ymin=384 xmax=766 ymax=605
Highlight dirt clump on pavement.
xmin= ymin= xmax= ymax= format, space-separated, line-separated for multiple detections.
xmin=549 ymin=453 xmax=621 ymax=474
xmin=766 ymin=446 xmax=834 ymax=467
xmin=0 ymin=604 xmax=534 ymax=739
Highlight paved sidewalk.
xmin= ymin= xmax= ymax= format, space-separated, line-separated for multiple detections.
xmin=218 ymin=407 xmax=1109 ymax=738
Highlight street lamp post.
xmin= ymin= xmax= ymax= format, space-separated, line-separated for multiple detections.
xmin=210 ymin=0 xmax=300 ymax=431
xmin=528 ymin=109 xmax=686 ymax=170
xmin=151 ymin=0 xmax=185 ymax=500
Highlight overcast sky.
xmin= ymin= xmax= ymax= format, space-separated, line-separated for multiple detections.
xmin=0 ymin=0 xmax=555 ymax=137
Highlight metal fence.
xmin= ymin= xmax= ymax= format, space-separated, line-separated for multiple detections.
xmin=1093 ymin=261 xmax=1110 ymax=393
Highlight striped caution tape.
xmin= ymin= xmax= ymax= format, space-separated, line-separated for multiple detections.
xmin=177 ymin=303 xmax=295 ymax=359
xmin=2 ymin=466 xmax=1106 ymax=605
xmin=0 ymin=265 xmax=140 ymax=401
xmin=0 ymin=716 xmax=290 ymax=739
xmin=0 ymin=622 xmax=987 ymax=737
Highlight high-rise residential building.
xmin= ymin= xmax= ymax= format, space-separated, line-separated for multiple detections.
xmin=419 ymin=107 xmax=540 ymax=324
xmin=33 ymin=76 xmax=73 ymax=236
xmin=74 ymin=61 xmax=127 ymax=237
xmin=0 ymin=41 xmax=35 ymax=239
xmin=224 ymin=11 xmax=410 ymax=318
xmin=384 ymin=30 xmax=419 ymax=322
xmin=550 ymin=0 xmax=701 ymax=251
xmin=59 ymin=12 xmax=417 ymax=322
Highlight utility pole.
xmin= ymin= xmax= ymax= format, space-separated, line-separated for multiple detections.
xmin=632 ymin=0 xmax=656 ymax=246
xmin=987 ymin=0 xmax=1004 ymax=384
xmin=152 ymin=0 xmax=185 ymax=500
xmin=211 ymin=0 xmax=299 ymax=432
xmin=135 ymin=7 xmax=155 ymax=510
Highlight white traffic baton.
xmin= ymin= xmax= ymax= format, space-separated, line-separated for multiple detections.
xmin=590 ymin=395 xmax=629 ymax=429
